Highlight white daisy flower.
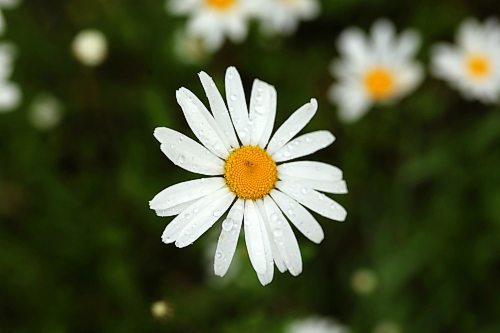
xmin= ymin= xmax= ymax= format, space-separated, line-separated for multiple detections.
xmin=150 ymin=66 xmax=347 ymax=285
xmin=166 ymin=0 xmax=252 ymax=52
xmin=0 ymin=0 xmax=19 ymax=35
xmin=329 ymin=19 xmax=423 ymax=123
xmin=72 ymin=29 xmax=108 ymax=67
xmin=0 ymin=43 xmax=20 ymax=113
xmin=287 ymin=317 xmax=348 ymax=333
xmin=251 ymin=0 xmax=320 ymax=35
xmin=431 ymin=18 xmax=500 ymax=103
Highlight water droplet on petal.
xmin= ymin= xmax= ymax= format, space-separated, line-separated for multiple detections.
xmin=222 ymin=218 xmax=234 ymax=231
xmin=216 ymin=251 xmax=223 ymax=259
xmin=230 ymin=94 xmax=237 ymax=101
xmin=273 ymin=229 xmax=283 ymax=238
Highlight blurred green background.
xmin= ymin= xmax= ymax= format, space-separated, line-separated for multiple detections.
xmin=1 ymin=0 xmax=500 ymax=332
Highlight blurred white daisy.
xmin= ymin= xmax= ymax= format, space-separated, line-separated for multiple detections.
xmin=0 ymin=0 xmax=19 ymax=35
xmin=251 ymin=0 xmax=320 ymax=35
xmin=287 ymin=317 xmax=348 ymax=333
xmin=0 ymin=43 xmax=20 ymax=113
xmin=329 ymin=19 xmax=423 ymax=123
xmin=167 ymin=0 xmax=252 ymax=52
xmin=150 ymin=66 xmax=347 ymax=285
xmin=431 ymin=18 xmax=500 ymax=103
xmin=29 ymin=93 xmax=63 ymax=130
xmin=72 ymin=29 xmax=108 ymax=67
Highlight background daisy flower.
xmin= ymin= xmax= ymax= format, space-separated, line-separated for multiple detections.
xmin=287 ymin=317 xmax=348 ymax=333
xmin=0 ymin=0 xmax=19 ymax=35
xmin=251 ymin=0 xmax=320 ymax=35
xmin=328 ymin=19 xmax=423 ymax=123
xmin=432 ymin=18 xmax=500 ymax=104
xmin=150 ymin=66 xmax=347 ymax=285
xmin=0 ymin=43 xmax=20 ymax=113
xmin=166 ymin=0 xmax=252 ymax=52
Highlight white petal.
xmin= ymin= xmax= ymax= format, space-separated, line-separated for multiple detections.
xmin=262 ymin=196 xmax=302 ymax=276
xmin=176 ymin=88 xmax=231 ymax=158
xmin=154 ymin=127 xmax=224 ymax=176
xmin=225 ymin=66 xmax=251 ymax=145
xmin=337 ymin=28 xmax=370 ymax=66
xmin=175 ymin=188 xmax=235 ymax=248
xmin=244 ymin=200 xmax=267 ymax=275
xmin=256 ymin=200 xmax=286 ymax=274
xmin=0 ymin=82 xmax=20 ymax=111
xmin=276 ymin=181 xmax=347 ymax=222
xmin=278 ymin=161 xmax=343 ymax=182
xmin=280 ymin=179 xmax=348 ymax=194
xmin=255 ymin=199 xmax=274 ymax=286
xmin=249 ymin=79 xmax=277 ymax=147
xmin=214 ymin=199 xmax=244 ymax=277
xmin=266 ymin=98 xmax=317 ymax=155
xmin=161 ymin=195 xmax=212 ymax=244
xmin=328 ymin=82 xmax=371 ymax=123
xmin=198 ymin=71 xmax=240 ymax=148
xmin=272 ymin=131 xmax=335 ymax=163
xmin=155 ymin=199 xmax=198 ymax=217
xmin=270 ymin=189 xmax=324 ymax=244
xmin=149 ymin=177 xmax=225 ymax=210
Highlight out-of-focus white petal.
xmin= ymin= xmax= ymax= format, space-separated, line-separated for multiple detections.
xmin=270 ymin=189 xmax=324 ymax=244
xmin=272 ymin=130 xmax=335 ymax=163
xmin=0 ymin=82 xmax=20 ymax=111
xmin=276 ymin=181 xmax=347 ymax=222
xmin=249 ymin=79 xmax=277 ymax=147
xmin=262 ymin=196 xmax=302 ymax=276
xmin=328 ymin=82 xmax=371 ymax=123
xmin=266 ymin=98 xmax=317 ymax=154
xmin=175 ymin=187 xmax=235 ymax=248
xmin=198 ymin=71 xmax=240 ymax=148
xmin=149 ymin=177 xmax=225 ymax=210
xmin=167 ymin=0 xmax=199 ymax=14
xmin=154 ymin=127 xmax=224 ymax=175
xmin=214 ymin=199 xmax=244 ymax=277
xmin=244 ymin=200 xmax=267 ymax=275
xmin=337 ymin=27 xmax=370 ymax=66
xmin=225 ymin=66 xmax=251 ymax=145
xmin=176 ymin=88 xmax=231 ymax=158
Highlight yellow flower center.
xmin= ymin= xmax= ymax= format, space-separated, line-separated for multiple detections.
xmin=364 ymin=67 xmax=395 ymax=101
xmin=467 ymin=54 xmax=491 ymax=79
xmin=205 ymin=0 xmax=235 ymax=10
xmin=224 ymin=146 xmax=278 ymax=200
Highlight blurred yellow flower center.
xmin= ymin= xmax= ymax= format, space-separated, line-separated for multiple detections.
xmin=224 ymin=146 xmax=278 ymax=200
xmin=467 ymin=54 xmax=491 ymax=78
xmin=206 ymin=0 xmax=235 ymax=10
xmin=364 ymin=67 xmax=395 ymax=100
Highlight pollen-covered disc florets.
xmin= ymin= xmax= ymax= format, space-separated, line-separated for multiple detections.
xmin=224 ymin=146 xmax=278 ymax=200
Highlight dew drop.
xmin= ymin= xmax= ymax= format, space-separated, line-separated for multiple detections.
xmin=215 ymin=251 xmax=223 ymax=259
xmin=255 ymin=106 xmax=265 ymax=115
xmin=222 ymin=218 xmax=234 ymax=231
xmin=230 ymin=94 xmax=237 ymax=101
xmin=178 ymin=155 xmax=185 ymax=164
xmin=301 ymin=188 xmax=308 ymax=195
xmin=273 ymin=229 xmax=283 ymax=238
xmin=213 ymin=209 xmax=222 ymax=218
xmin=270 ymin=213 xmax=279 ymax=222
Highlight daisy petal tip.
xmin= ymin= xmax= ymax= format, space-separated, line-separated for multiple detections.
xmin=153 ymin=127 xmax=168 ymax=142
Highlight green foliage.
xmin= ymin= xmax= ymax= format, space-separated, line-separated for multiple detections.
xmin=1 ymin=1 xmax=500 ymax=332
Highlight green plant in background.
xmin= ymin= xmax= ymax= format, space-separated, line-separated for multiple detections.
xmin=1 ymin=1 xmax=500 ymax=333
